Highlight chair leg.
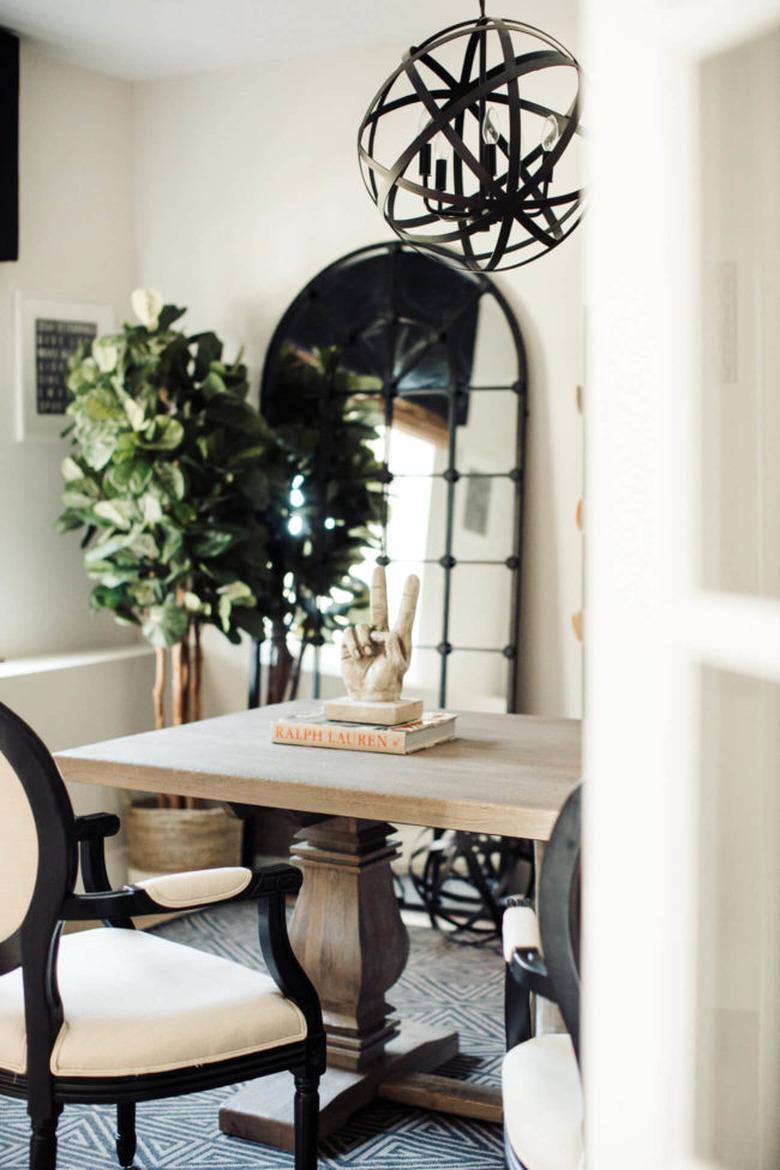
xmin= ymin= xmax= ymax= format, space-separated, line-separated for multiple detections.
xmin=116 ymin=1102 xmax=136 ymax=1169
xmin=29 ymin=1117 xmax=58 ymax=1170
xmin=294 ymin=1070 xmax=320 ymax=1170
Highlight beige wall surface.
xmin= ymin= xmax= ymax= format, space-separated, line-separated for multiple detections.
xmin=0 ymin=49 xmax=138 ymax=661
xmin=0 ymin=648 xmax=156 ymax=882
xmin=0 ymin=22 xmax=584 ymax=729
xmin=0 ymin=50 xmax=150 ymax=882
xmin=131 ymin=32 xmax=585 ymax=718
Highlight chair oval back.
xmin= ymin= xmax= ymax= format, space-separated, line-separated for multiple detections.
xmin=539 ymin=783 xmax=581 ymax=1062
xmin=0 ymin=703 xmax=76 ymax=953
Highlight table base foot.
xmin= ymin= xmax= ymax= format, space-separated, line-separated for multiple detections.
xmin=218 ymin=1020 xmax=458 ymax=1151
xmin=378 ymin=1072 xmax=503 ymax=1123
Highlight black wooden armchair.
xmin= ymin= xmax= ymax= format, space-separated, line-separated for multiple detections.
xmin=0 ymin=701 xmax=325 ymax=1170
xmin=502 ymin=784 xmax=583 ymax=1170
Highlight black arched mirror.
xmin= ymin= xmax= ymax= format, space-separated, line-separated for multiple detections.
xmin=260 ymin=241 xmax=528 ymax=712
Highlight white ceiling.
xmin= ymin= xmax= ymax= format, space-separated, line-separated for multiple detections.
xmin=0 ymin=0 xmax=577 ymax=82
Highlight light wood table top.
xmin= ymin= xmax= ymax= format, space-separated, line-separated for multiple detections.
xmin=56 ymin=700 xmax=581 ymax=841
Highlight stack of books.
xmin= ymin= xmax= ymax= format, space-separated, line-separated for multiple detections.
xmin=272 ymin=710 xmax=457 ymax=756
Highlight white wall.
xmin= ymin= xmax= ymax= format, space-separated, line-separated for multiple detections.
xmin=0 ymin=50 xmax=154 ymax=883
xmin=0 ymin=49 xmax=139 ymax=661
xmin=0 ymin=22 xmax=584 ymax=718
xmin=132 ymin=26 xmax=585 ymax=718
xmin=0 ymin=648 xmax=155 ymax=881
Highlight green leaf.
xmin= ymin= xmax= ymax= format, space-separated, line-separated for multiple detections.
xmin=82 ymin=387 xmax=124 ymax=422
xmin=193 ymin=530 xmax=234 ymax=559
xmin=56 ymin=511 xmax=82 ymax=533
xmin=192 ymin=332 xmax=223 ymax=380
xmin=91 ymin=583 xmax=133 ymax=614
xmin=130 ymin=532 xmax=159 ymax=560
xmin=202 ymin=370 xmax=227 ymax=398
xmin=219 ymin=579 xmax=255 ymax=605
xmin=105 ymin=459 xmax=152 ymax=496
xmin=233 ymin=607 xmax=265 ymax=638
xmin=159 ymin=524 xmax=183 ymax=564
xmin=61 ymin=490 xmax=94 ymax=511
xmin=172 ymin=500 xmax=197 ymax=525
xmin=123 ymin=397 xmax=147 ymax=431
xmin=238 ymin=467 xmax=272 ymax=507
xmin=84 ymin=531 xmax=136 ymax=564
xmin=92 ymin=337 xmax=120 ymax=373
xmin=141 ymin=493 xmax=163 ymax=525
xmin=113 ymin=432 xmax=139 ymax=464
xmin=217 ymin=580 xmax=255 ymax=632
xmin=139 ymin=416 xmax=184 ymax=451
xmin=128 ymin=580 xmax=159 ymax=607
xmin=81 ymin=430 xmax=119 ymax=471
xmin=99 ymin=568 xmax=140 ymax=588
xmin=94 ymin=499 xmax=135 ymax=529
xmin=154 ymin=463 xmax=186 ymax=501
xmin=157 ymin=304 xmax=187 ymax=331
xmin=218 ymin=593 xmax=232 ymax=632
xmin=61 ymin=456 xmax=83 ymax=482
xmin=142 ymin=597 xmax=189 ymax=648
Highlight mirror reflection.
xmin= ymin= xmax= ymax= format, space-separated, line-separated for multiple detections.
xmin=260 ymin=242 xmax=527 ymax=710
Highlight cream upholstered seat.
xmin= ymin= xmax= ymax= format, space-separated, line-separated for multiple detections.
xmin=0 ymin=927 xmax=307 ymax=1078
xmin=502 ymin=1034 xmax=583 ymax=1170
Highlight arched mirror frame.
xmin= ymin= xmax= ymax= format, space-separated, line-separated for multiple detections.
xmin=258 ymin=241 xmax=528 ymax=711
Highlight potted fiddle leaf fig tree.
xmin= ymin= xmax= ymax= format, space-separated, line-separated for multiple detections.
xmin=57 ymin=289 xmax=289 ymax=872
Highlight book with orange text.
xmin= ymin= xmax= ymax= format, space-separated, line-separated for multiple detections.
xmin=271 ymin=711 xmax=457 ymax=755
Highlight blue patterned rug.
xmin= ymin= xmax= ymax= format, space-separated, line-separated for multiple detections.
xmin=0 ymin=906 xmax=504 ymax=1169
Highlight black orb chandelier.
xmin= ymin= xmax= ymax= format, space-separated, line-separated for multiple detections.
xmin=357 ymin=4 xmax=584 ymax=273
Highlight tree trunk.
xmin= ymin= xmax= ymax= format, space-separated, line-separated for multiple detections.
xmin=189 ymin=621 xmax=203 ymax=723
xmin=171 ymin=639 xmax=188 ymax=726
xmin=152 ymin=646 xmax=172 ymax=809
xmin=153 ymin=622 xmax=204 ymax=809
xmin=153 ymin=646 xmax=166 ymax=730
xmin=266 ymin=618 xmax=294 ymax=705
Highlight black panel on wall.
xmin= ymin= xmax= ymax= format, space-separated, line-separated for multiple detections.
xmin=0 ymin=31 xmax=19 ymax=263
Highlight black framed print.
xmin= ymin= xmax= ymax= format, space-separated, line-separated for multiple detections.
xmin=14 ymin=293 xmax=114 ymax=441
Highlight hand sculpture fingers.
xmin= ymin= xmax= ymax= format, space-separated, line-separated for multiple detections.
xmin=392 ymin=574 xmax=420 ymax=657
xmin=341 ymin=627 xmax=361 ymax=661
xmin=370 ymin=565 xmax=389 ymax=630
xmin=370 ymin=629 xmax=408 ymax=673
xmin=354 ymin=623 xmax=374 ymax=657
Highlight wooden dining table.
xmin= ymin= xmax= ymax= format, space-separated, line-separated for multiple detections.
xmin=55 ymin=699 xmax=581 ymax=1150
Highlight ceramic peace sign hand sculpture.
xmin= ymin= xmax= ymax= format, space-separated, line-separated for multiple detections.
xmin=340 ymin=567 xmax=420 ymax=703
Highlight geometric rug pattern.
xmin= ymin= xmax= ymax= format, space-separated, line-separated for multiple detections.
xmin=0 ymin=904 xmax=506 ymax=1168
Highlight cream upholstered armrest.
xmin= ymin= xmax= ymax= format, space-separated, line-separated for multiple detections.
xmin=63 ymin=862 xmax=302 ymax=922
xmin=503 ymin=903 xmax=541 ymax=963
xmin=131 ymin=867 xmax=253 ymax=910
xmin=503 ymin=901 xmax=551 ymax=1051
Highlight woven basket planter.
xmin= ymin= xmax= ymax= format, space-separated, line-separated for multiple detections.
xmin=127 ymin=802 xmax=243 ymax=874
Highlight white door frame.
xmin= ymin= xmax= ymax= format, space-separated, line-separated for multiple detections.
xmin=582 ymin=0 xmax=780 ymax=1166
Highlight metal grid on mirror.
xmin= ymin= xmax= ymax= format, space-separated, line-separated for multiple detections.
xmin=259 ymin=241 xmax=528 ymax=712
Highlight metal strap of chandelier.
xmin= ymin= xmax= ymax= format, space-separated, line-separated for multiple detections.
xmin=358 ymin=4 xmax=584 ymax=272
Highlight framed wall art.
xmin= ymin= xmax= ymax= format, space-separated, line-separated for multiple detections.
xmin=14 ymin=292 xmax=114 ymax=442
